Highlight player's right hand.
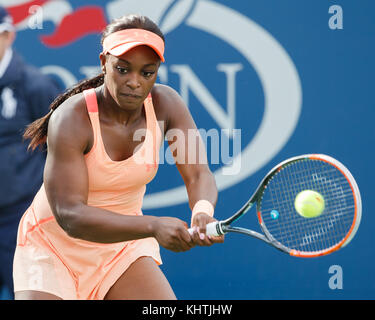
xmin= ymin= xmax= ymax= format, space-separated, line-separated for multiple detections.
xmin=151 ymin=217 xmax=194 ymax=252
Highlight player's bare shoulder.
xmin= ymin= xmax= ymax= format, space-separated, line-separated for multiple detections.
xmin=47 ymin=92 xmax=93 ymax=152
xmin=151 ymin=84 xmax=188 ymax=132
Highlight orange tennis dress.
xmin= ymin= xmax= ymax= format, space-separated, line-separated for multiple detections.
xmin=13 ymin=88 xmax=162 ymax=299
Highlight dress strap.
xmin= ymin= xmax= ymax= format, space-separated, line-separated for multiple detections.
xmin=83 ymin=89 xmax=98 ymax=113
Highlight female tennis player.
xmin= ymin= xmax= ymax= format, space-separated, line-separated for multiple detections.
xmin=13 ymin=14 xmax=223 ymax=300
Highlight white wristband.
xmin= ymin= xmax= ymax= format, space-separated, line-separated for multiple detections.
xmin=191 ymin=200 xmax=214 ymax=226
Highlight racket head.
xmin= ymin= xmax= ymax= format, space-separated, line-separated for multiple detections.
xmin=255 ymin=154 xmax=361 ymax=257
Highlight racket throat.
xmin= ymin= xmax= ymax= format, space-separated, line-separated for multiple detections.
xmin=216 ymin=222 xmax=226 ymax=235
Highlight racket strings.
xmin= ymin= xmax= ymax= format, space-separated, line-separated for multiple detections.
xmin=259 ymin=159 xmax=356 ymax=253
xmin=283 ymin=163 xmax=350 ymax=251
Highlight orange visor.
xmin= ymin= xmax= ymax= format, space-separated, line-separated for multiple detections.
xmin=102 ymin=29 xmax=165 ymax=62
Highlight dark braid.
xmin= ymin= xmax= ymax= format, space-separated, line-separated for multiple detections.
xmin=24 ymin=74 xmax=104 ymax=150
xmin=23 ymin=14 xmax=164 ymax=151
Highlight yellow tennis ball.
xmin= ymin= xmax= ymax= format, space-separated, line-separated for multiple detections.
xmin=294 ymin=190 xmax=325 ymax=218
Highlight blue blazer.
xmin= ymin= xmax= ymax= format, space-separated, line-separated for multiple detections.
xmin=0 ymin=51 xmax=60 ymax=207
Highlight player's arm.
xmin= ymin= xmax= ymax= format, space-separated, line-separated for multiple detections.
xmin=44 ymin=95 xmax=192 ymax=251
xmin=152 ymin=85 xmax=221 ymax=243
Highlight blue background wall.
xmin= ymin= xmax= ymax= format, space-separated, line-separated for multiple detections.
xmin=8 ymin=0 xmax=374 ymax=299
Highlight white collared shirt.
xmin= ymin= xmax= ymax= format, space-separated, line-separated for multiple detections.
xmin=0 ymin=47 xmax=13 ymax=79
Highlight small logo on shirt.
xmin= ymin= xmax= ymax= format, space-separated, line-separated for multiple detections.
xmin=1 ymin=87 xmax=17 ymax=119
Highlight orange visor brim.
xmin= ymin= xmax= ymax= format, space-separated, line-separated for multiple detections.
xmin=102 ymin=29 xmax=165 ymax=62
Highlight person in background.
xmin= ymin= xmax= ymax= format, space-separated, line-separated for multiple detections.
xmin=0 ymin=6 xmax=60 ymax=299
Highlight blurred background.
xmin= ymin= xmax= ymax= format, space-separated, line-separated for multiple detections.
xmin=1 ymin=0 xmax=374 ymax=299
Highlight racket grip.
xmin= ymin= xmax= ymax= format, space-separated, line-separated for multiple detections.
xmin=206 ymin=221 xmax=221 ymax=236
xmin=187 ymin=221 xmax=221 ymax=237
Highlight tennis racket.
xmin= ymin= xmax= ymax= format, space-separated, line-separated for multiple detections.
xmin=189 ymin=154 xmax=362 ymax=257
